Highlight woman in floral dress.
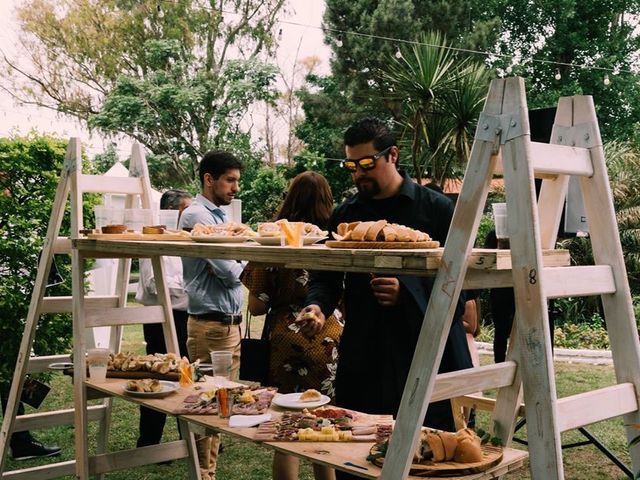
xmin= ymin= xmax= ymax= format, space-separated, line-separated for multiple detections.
xmin=242 ymin=171 xmax=343 ymax=480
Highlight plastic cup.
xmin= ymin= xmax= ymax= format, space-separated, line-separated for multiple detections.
xmin=87 ymin=348 xmax=110 ymax=382
xmin=210 ymin=351 xmax=232 ymax=379
xmin=280 ymin=222 xmax=304 ymax=247
xmin=492 ymin=203 xmax=508 ymax=240
xmin=216 ymin=387 xmax=234 ymax=419
xmin=124 ymin=208 xmax=154 ymax=232
xmin=158 ymin=209 xmax=179 ymax=230
xmin=94 ymin=205 xmax=125 ymax=230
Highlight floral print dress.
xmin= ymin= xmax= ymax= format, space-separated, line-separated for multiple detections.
xmin=241 ymin=264 xmax=343 ymax=398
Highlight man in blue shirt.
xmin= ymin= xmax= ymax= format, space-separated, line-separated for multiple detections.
xmin=178 ymin=150 xmax=244 ymax=480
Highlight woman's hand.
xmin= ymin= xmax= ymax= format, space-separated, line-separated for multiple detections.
xmin=295 ymin=304 xmax=326 ymax=336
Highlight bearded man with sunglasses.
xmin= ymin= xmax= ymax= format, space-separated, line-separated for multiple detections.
xmin=297 ymin=118 xmax=472 ymax=477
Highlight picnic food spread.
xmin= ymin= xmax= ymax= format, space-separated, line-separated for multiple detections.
xmin=176 ymin=386 xmax=277 ymax=415
xmin=125 ymin=378 xmax=162 ymax=393
xmin=326 ymin=220 xmax=440 ymax=249
xmin=254 ymin=409 xmax=385 ymax=442
xmin=257 ymin=220 xmax=327 ymax=238
xmin=191 ymin=222 xmax=257 ymax=237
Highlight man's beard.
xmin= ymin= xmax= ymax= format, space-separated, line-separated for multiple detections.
xmin=355 ymin=178 xmax=381 ymax=198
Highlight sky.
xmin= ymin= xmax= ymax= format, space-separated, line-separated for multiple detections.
xmin=0 ymin=0 xmax=331 ymax=158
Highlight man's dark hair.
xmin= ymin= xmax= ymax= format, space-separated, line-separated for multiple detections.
xmin=344 ymin=117 xmax=397 ymax=152
xmin=198 ymin=151 xmax=243 ymax=186
xmin=160 ymin=189 xmax=192 ymax=210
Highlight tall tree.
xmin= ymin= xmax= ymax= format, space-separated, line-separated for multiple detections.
xmin=2 ymin=0 xmax=285 ymax=186
xmin=480 ymin=0 xmax=640 ymax=141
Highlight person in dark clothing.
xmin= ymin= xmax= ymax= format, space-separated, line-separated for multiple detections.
xmin=1 ymin=386 xmax=61 ymax=460
xmin=484 ymin=229 xmax=516 ymax=363
xmin=135 ymin=189 xmax=192 ymax=448
xmin=296 ymin=118 xmax=472 ymax=480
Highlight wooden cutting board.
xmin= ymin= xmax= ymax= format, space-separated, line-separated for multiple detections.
xmin=325 ymin=240 xmax=440 ymax=249
xmin=87 ymin=233 xmax=192 ymax=241
xmin=369 ymin=443 xmax=503 ymax=477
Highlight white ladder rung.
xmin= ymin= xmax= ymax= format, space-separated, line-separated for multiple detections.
xmin=529 ymin=142 xmax=594 ymax=177
xmin=432 ymin=362 xmax=517 ymax=402
xmin=15 ymin=405 xmax=106 ymax=431
xmin=79 ymin=174 xmax=144 ymax=194
xmin=543 ymin=265 xmax=616 ymax=298
xmin=41 ymin=295 xmax=120 ymax=314
xmin=27 ymin=354 xmax=71 ymax=374
xmin=2 ymin=460 xmax=75 ymax=479
xmin=556 ymin=383 xmax=638 ymax=432
xmin=85 ymin=305 xmax=165 ymax=328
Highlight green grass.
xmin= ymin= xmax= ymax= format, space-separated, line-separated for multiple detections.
xmin=1 ymin=325 xmax=634 ymax=479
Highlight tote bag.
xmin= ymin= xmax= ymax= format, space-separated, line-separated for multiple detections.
xmin=239 ymin=310 xmax=270 ymax=385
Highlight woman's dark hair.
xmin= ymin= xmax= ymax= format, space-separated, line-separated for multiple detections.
xmin=275 ymin=171 xmax=333 ymax=229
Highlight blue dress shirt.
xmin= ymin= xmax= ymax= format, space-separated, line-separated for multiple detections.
xmin=178 ymin=194 xmax=245 ymax=315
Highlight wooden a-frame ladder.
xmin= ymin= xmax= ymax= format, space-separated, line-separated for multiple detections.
xmin=0 ymin=138 xmax=198 ymax=479
xmin=380 ymin=77 xmax=640 ymax=479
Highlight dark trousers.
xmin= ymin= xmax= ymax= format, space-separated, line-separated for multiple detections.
xmin=0 ymin=387 xmax=33 ymax=448
xmin=137 ymin=309 xmax=189 ymax=447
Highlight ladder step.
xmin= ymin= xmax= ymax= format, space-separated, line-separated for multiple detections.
xmin=556 ymin=383 xmax=638 ymax=432
xmin=41 ymin=295 xmax=120 ymax=314
xmin=2 ymin=460 xmax=75 ymax=480
xmin=86 ymin=305 xmax=166 ymax=328
xmin=543 ymin=265 xmax=616 ymax=298
xmin=79 ymin=174 xmax=144 ymax=194
xmin=53 ymin=236 xmax=72 ymax=254
xmin=28 ymin=354 xmax=71 ymax=374
xmin=91 ymin=440 xmax=189 ymax=474
xmin=432 ymin=362 xmax=517 ymax=402
xmin=529 ymin=142 xmax=594 ymax=177
xmin=15 ymin=405 xmax=106 ymax=431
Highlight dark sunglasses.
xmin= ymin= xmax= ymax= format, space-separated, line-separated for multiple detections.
xmin=341 ymin=146 xmax=392 ymax=172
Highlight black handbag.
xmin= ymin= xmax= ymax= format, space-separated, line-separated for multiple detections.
xmin=239 ymin=310 xmax=270 ymax=385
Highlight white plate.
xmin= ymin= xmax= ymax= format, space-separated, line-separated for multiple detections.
xmin=251 ymin=236 xmax=326 ymax=246
xmin=48 ymin=362 xmax=74 ymax=370
xmin=123 ymin=380 xmax=179 ymax=398
xmin=191 ymin=235 xmax=253 ymax=243
xmin=271 ymin=392 xmax=331 ymax=409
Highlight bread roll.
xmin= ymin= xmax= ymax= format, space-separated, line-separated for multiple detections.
xmin=440 ymin=431 xmax=458 ymax=461
xmin=425 ymin=432 xmax=445 ymax=462
xmin=142 ymin=225 xmax=166 ymax=234
xmin=454 ymin=436 xmax=483 ymax=463
xmin=299 ymin=389 xmax=322 ymax=402
xmin=351 ymin=221 xmax=372 ymax=241
xmin=364 ymin=220 xmax=387 ymax=241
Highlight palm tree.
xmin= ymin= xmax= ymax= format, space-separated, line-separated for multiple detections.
xmin=384 ymin=32 xmax=490 ymax=185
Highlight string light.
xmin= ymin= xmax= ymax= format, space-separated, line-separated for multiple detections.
xmin=157 ymin=3 xmax=164 ymax=18
xmin=395 ymin=46 xmax=402 ymax=59
xmin=278 ymin=28 xmax=283 ymax=41
xmin=604 ymin=74 xmax=611 ymax=86
xmin=554 ymin=68 xmax=561 ymax=80
xmin=149 ymin=0 xmax=632 ymax=81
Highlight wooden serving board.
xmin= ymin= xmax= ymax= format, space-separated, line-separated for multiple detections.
xmin=369 ymin=444 xmax=503 ymax=477
xmin=87 ymin=233 xmax=192 ymax=241
xmin=326 ymin=240 xmax=440 ymax=249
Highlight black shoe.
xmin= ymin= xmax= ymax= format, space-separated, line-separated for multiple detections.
xmin=11 ymin=440 xmax=61 ymax=461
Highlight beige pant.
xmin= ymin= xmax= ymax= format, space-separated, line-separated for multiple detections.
xmin=187 ymin=317 xmax=241 ymax=479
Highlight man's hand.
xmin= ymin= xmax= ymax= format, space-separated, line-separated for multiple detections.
xmin=371 ymin=276 xmax=401 ymax=306
xmin=295 ymin=304 xmax=326 ymax=336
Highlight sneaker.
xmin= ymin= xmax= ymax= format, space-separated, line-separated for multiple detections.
xmin=11 ymin=440 xmax=61 ymax=461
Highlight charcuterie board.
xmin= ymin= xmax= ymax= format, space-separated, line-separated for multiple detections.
xmin=326 ymin=240 xmax=440 ymax=249
xmin=368 ymin=443 xmax=503 ymax=477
